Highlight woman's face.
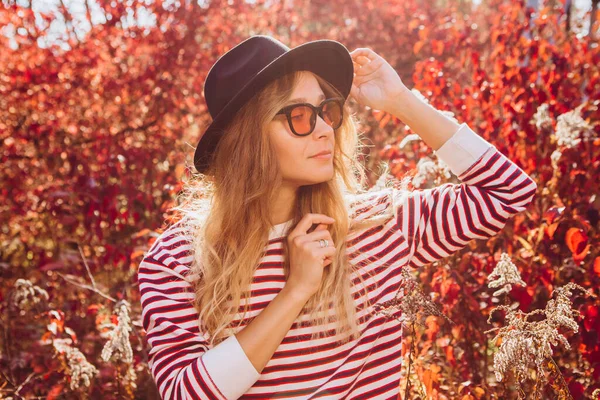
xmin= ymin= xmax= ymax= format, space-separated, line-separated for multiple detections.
xmin=268 ymin=71 xmax=336 ymax=188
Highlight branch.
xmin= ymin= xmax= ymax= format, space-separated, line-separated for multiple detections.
xmin=56 ymin=272 xmax=116 ymax=303
xmin=15 ymin=371 xmax=39 ymax=396
xmin=77 ymin=243 xmax=97 ymax=290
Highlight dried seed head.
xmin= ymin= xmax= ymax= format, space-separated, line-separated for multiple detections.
xmin=555 ymin=103 xmax=593 ymax=148
xmin=486 ymin=282 xmax=593 ymax=385
xmin=372 ymin=268 xmax=452 ymax=327
xmin=412 ymin=156 xmax=452 ymax=188
xmin=53 ymin=338 xmax=98 ymax=390
xmin=530 ymin=103 xmax=553 ymax=131
xmin=100 ymin=300 xmax=134 ymax=364
xmin=487 ymin=253 xmax=526 ymax=297
xmin=12 ymin=279 xmax=48 ymax=312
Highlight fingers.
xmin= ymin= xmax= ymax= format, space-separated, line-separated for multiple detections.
xmin=351 ymin=48 xmax=383 ymax=80
xmin=351 ymin=48 xmax=379 ymax=65
xmin=308 ymin=242 xmax=337 ymax=262
xmin=353 ymin=55 xmax=371 ymax=69
xmin=303 ymin=238 xmax=335 ymax=251
xmin=291 ymin=226 xmax=336 ymax=265
xmin=316 ymin=245 xmax=337 ymax=260
xmin=353 ymin=57 xmax=383 ymax=78
xmin=300 ymin=227 xmax=333 ymax=245
xmin=350 ymin=47 xmax=376 ymax=61
xmin=288 ymin=214 xmax=334 ymax=241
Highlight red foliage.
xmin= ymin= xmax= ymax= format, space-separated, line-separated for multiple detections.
xmin=1 ymin=0 xmax=599 ymax=398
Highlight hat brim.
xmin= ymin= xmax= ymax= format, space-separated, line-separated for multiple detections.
xmin=193 ymin=40 xmax=354 ymax=174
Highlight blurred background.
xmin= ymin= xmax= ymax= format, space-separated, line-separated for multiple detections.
xmin=1 ymin=0 xmax=599 ymax=398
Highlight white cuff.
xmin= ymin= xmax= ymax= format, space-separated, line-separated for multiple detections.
xmin=434 ymin=122 xmax=494 ymax=177
xmin=202 ymin=334 xmax=261 ymax=400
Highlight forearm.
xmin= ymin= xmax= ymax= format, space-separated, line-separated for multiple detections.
xmin=393 ymin=123 xmax=537 ymax=269
xmin=387 ymin=87 xmax=461 ymax=151
xmin=235 ymin=286 xmax=310 ymax=374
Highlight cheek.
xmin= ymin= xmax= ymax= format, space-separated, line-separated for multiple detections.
xmin=270 ymin=128 xmax=306 ymax=169
xmin=277 ymin=142 xmax=305 ymax=171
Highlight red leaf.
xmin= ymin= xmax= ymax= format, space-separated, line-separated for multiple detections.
xmin=445 ymin=345 xmax=456 ymax=366
xmin=573 ymin=244 xmax=590 ymax=263
xmin=545 ymin=222 xmax=559 ymax=239
xmin=583 ymin=305 xmax=599 ymax=331
xmin=544 ymin=206 xmax=565 ymax=225
xmin=565 ymin=228 xmax=588 ymax=257
xmin=593 ymin=257 xmax=600 ymax=278
xmin=425 ymin=316 xmax=440 ymax=341
xmin=47 ymin=383 xmax=65 ymax=400
xmin=87 ymin=304 xmax=101 ymax=316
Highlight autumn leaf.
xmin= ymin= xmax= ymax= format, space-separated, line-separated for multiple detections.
xmin=565 ymin=227 xmax=589 ymax=260
xmin=47 ymin=383 xmax=65 ymax=400
xmin=544 ymin=206 xmax=566 ymax=225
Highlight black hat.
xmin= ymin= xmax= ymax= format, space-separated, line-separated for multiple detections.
xmin=193 ymin=35 xmax=354 ymax=174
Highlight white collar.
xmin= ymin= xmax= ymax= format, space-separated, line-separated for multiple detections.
xmin=268 ymin=219 xmax=294 ymax=240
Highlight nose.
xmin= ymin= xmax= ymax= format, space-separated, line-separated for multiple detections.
xmin=313 ymin=115 xmax=334 ymax=139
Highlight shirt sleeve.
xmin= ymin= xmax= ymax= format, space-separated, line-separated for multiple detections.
xmin=138 ymin=255 xmax=261 ymax=399
xmin=394 ymin=122 xmax=538 ymax=268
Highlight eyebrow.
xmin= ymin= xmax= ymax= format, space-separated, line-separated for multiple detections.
xmin=284 ymin=93 xmax=326 ymax=106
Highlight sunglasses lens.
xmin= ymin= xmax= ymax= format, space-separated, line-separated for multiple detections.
xmin=322 ymin=100 xmax=342 ymax=129
xmin=287 ymin=99 xmax=343 ymax=135
xmin=290 ymin=105 xmax=314 ymax=135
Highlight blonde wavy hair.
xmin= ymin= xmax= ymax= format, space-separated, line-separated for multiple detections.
xmin=172 ymin=70 xmax=404 ymax=348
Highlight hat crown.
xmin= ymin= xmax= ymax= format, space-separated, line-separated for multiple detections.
xmin=204 ymin=36 xmax=290 ymax=118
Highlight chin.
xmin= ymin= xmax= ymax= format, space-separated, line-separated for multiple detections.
xmin=291 ymin=170 xmax=334 ymax=186
xmin=308 ymin=169 xmax=335 ymax=184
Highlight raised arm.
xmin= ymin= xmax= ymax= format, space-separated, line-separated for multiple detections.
xmin=394 ymin=123 xmax=537 ymax=268
xmin=350 ymin=47 xmax=535 ymax=264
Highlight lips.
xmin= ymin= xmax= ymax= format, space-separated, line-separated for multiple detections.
xmin=309 ymin=150 xmax=332 ymax=158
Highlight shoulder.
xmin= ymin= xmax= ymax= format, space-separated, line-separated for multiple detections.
xmin=146 ymin=218 xmax=194 ymax=260
xmin=139 ymin=217 xmax=197 ymax=281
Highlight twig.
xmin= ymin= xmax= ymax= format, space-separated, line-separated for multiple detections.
xmin=0 ymin=369 xmax=15 ymax=391
xmin=77 ymin=243 xmax=97 ymax=290
xmin=403 ymin=321 xmax=416 ymax=400
xmin=547 ymin=356 xmax=574 ymax=400
xmin=15 ymin=371 xmax=39 ymax=396
xmin=56 ymin=272 xmax=116 ymax=303
xmin=59 ymin=0 xmax=81 ymax=44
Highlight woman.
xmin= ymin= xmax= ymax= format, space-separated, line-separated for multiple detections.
xmin=138 ymin=35 xmax=537 ymax=399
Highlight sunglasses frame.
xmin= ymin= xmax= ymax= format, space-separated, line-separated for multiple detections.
xmin=275 ymin=97 xmax=345 ymax=137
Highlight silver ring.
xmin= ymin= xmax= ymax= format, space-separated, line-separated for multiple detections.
xmin=318 ymin=239 xmax=325 ymax=248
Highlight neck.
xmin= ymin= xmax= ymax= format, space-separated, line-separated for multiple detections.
xmin=271 ymin=183 xmax=298 ymax=225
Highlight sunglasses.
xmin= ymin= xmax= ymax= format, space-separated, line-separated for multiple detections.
xmin=275 ymin=97 xmax=344 ymax=136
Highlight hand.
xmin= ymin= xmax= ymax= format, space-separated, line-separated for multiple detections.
xmin=349 ymin=48 xmax=409 ymax=113
xmin=285 ymin=213 xmax=336 ymax=298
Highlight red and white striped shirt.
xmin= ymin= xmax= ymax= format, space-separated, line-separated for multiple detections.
xmin=138 ymin=123 xmax=537 ymax=399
